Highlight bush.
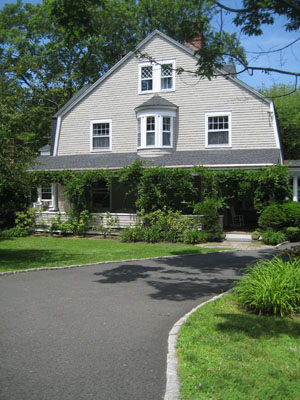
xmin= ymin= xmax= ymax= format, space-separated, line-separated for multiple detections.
xmin=258 ymin=203 xmax=286 ymax=231
xmin=234 ymin=257 xmax=300 ymax=316
xmin=183 ymin=230 xmax=208 ymax=244
xmin=0 ymin=227 xmax=29 ymax=237
xmin=261 ymin=229 xmax=286 ymax=245
xmin=15 ymin=208 xmax=36 ymax=230
xmin=120 ymin=226 xmax=144 ymax=242
xmin=193 ymin=198 xmax=222 ymax=235
xmin=282 ymin=202 xmax=300 ymax=227
xmin=285 ymin=227 xmax=300 ymax=242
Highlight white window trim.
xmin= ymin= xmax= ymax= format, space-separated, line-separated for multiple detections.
xmin=37 ymin=184 xmax=58 ymax=210
xmin=137 ymin=109 xmax=175 ymax=149
xmin=138 ymin=59 xmax=176 ymax=94
xmin=205 ymin=111 xmax=232 ymax=148
xmin=90 ymin=119 xmax=112 ymax=152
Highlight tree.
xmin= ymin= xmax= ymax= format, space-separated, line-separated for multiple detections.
xmin=261 ymin=84 xmax=300 ymax=160
xmin=0 ymin=132 xmax=35 ymax=229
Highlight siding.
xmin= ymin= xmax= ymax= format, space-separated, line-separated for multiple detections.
xmin=57 ymin=34 xmax=277 ymax=156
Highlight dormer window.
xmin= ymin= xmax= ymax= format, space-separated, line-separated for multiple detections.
xmin=139 ymin=60 xmax=175 ymax=94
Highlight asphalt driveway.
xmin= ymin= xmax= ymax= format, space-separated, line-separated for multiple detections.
xmin=0 ymin=248 xmax=276 ymax=400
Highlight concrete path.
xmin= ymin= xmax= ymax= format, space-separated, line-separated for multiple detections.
xmin=0 ymin=248 xmax=277 ymax=400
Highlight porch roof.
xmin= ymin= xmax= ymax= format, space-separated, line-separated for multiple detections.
xmin=28 ymin=149 xmax=281 ymax=171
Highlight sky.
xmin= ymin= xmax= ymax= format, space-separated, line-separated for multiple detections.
xmin=1 ymin=0 xmax=299 ymax=90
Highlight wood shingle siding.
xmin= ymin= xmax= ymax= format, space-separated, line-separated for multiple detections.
xmin=56 ymin=33 xmax=278 ymax=157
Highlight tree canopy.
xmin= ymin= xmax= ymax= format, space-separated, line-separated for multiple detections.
xmin=261 ymin=84 xmax=300 ymax=160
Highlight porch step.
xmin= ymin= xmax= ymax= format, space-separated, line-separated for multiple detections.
xmin=225 ymin=233 xmax=252 ymax=242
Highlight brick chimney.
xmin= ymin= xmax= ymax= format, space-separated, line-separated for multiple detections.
xmin=184 ymin=32 xmax=203 ymax=52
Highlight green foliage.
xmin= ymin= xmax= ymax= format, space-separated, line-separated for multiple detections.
xmin=15 ymin=208 xmax=36 ymax=230
xmin=50 ymin=210 xmax=91 ymax=236
xmin=285 ymin=227 xmax=300 ymax=243
xmin=282 ymin=201 xmax=300 ymax=227
xmin=0 ymin=227 xmax=29 ymax=238
xmin=261 ymin=85 xmax=300 ymax=159
xmin=259 ymin=201 xmax=300 ymax=238
xmin=193 ymin=198 xmax=223 ymax=241
xmin=234 ymin=257 xmax=300 ymax=317
xmin=261 ymin=229 xmax=286 ymax=245
xmin=258 ymin=204 xmax=287 ymax=231
xmin=91 ymin=211 xmax=118 ymax=237
xmin=183 ymin=230 xmax=208 ymax=244
xmin=136 ymin=167 xmax=199 ymax=212
xmin=0 ymin=133 xmax=34 ymax=229
xmin=121 ymin=208 xmax=200 ymax=243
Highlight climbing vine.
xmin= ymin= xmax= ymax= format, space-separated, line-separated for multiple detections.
xmin=28 ymin=163 xmax=291 ymax=215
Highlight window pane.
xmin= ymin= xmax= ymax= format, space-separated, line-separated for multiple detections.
xmin=161 ymin=64 xmax=172 ymax=77
xmin=163 ymin=117 xmax=170 ymax=131
xmin=93 ymin=123 xmax=109 ymax=136
xmin=146 ymin=132 xmax=155 ymax=146
xmin=163 ymin=131 xmax=171 ymax=146
xmin=147 ymin=117 xmax=155 ymax=131
xmin=141 ymin=66 xmax=152 ymax=78
xmin=41 ymin=185 xmax=52 ymax=200
xmin=93 ymin=137 xmax=110 ymax=148
xmin=142 ymin=79 xmax=152 ymax=91
xmin=161 ymin=77 xmax=172 ymax=89
xmin=208 ymin=131 xmax=228 ymax=145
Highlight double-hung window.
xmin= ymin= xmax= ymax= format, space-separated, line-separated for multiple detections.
xmin=139 ymin=60 xmax=175 ymax=93
xmin=141 ymin=66 xmax=153 ymax=92
xmin=137 ymin=110 xmax=175 ymax=149
xmin=90 ymin=119 xmax=112 ymax=151
xmin=205 ymin=112 xmax=231 ymax=147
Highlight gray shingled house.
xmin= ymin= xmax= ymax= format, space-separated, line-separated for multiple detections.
xmin=30 ymin=30 xmax=285 ymax=229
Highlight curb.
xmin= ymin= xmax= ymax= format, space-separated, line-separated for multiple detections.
xmin=164 ymin=290 xmax=233 ymax=400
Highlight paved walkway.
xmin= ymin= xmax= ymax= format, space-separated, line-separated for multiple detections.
xmin=0 ymin=247 xmax=277 ymax=400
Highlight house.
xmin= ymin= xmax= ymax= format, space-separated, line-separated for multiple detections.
xmin=30 ymin=30 xmax=284 ymax=229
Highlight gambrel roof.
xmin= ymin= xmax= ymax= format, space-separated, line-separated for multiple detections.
xmin=53 ymin=30 xmax=271 ymax=119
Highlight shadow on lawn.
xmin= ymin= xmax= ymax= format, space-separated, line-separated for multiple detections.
xmin=216 ymin=312 xmax=300 ymax=338
xmin=0 ymin=249 xmax=79 ymax=271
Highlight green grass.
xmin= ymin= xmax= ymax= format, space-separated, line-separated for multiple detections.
xmin=0 ymin=235 xmax=223 ymax=273
xmin=177 ymin=293 xmax=300 ymax=400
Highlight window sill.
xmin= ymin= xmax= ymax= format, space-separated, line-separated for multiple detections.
xmin=205 ymin=145 xmax=232 ymax=149
xmin=91 ymin=149 xmax=112 ymax=152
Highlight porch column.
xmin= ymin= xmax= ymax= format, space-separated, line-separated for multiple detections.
xmin=293 ymin=176 xmax=299 ymax=202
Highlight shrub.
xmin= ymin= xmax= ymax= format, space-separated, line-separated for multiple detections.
xmin=261 ymin=229 xmax=286 ymax=245
xmin=234 ymin=257 xmax=300 ymax=316
xmin=120 ymin=226 xmax=144 ymax=242
xmin=285 ymin=227 xmax=300 ymax=242
xmin=282 ymin=201 xmax=300 ymax=227
xmin=258 ymin=203 xmax=286 ymax=231
xmin=183 ymin=230 xmax=208 ymax=244
xmin=0 ymin=227 xmax=29 ymax=238
xmin=251 ymin=230 xmax=261 ymax=240
xmin=15 ymin=208 xmax=36 ymax=230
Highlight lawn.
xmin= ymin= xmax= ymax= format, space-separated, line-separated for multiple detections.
xmin=0 ymin=235 xmax=223 ymax=273
xmin=177 ymin=292 xmax=300 ymax=400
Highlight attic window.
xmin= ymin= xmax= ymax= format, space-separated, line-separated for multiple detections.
xmin=205 ymin=112 xmax=232 ymax=147
xmin=90 ymin=119 xmax=112 ymax=151
xmin=139 ymin=60 xmax=175 ymax=93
